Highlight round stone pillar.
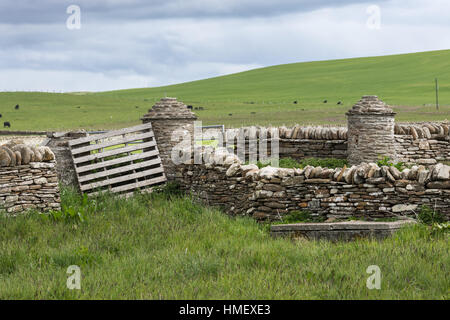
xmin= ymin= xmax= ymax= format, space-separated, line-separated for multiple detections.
xmin=141 ymin=97 xmax=197 ymax=180
xmin=346 ymin=95 xmax=397 ymax=165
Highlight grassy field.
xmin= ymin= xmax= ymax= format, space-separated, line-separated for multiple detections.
xmin=0 ymin=189 xmax=448 ymax=299
xmin=1 ymin=50 xmax=450 ymax=131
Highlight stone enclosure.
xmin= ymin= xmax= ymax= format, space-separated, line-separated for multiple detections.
xmin=146 ymin=96 xmax=450 ymax=221
xmin=174 ymin=149 xmax=449 ymax=220
xmin=2 ymin=95 xmax=449 ymax=223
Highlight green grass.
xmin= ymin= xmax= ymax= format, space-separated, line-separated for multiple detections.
xmin=252 ymin=157 xmax=348 ymax=169
xmin=0 ymin=188 xmax=448 ymax=299
xmin=1 ymin=50 xmax=450 ymax=131
xmin=271 ymin=210 xmax=326 ymax=224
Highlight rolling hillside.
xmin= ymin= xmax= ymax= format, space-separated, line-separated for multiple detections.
xmin=1 ymin=50 xmax=449 ymax=131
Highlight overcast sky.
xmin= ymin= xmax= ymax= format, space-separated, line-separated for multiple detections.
xmin=1 ymin=0 xmax=449 ymax=92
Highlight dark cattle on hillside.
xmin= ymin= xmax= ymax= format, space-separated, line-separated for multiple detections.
xmin=337 ymin=101 xmax=342 ymax=105
xmin=0 ymin=114 xmax=2 ymax=118
xmin=4 ymin=122 xmax=11 ymax=128
xmin=187 ymin=105 xmax=193 ymax=109
xmin=293 ymin=101 xmax=298 ymax=104
xmin=15 ymin=104 xmax=19 ymax=110
xmin=323 ymin=100 xmax=328 ymax=103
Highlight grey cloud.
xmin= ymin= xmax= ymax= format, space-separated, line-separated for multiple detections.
xmin=0 ymin=0 xmax=387 ymax=24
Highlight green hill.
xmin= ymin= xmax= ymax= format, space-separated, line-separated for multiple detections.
xmin=1 ymin=50 xmax=449 ymax=131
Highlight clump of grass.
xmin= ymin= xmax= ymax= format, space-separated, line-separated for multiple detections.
xmin=417 ymin=205 xmax=445 ymax=225
xmin=42 ymin=190 xmax=92 ymax=224
xmin=152 ymin=182 xmax=183 ymax=199
xmin=297 ymin=157 xmax=347 ymax=169
xmin=251 ymin=157 xmax=347 ymax=169
xmin=278 ymin=157 xmax=302 ymax=168
xmin=275 ymin=210 xmax=326 ymax=224
xmin=430 ymin=222 xmax=450 ymax=237
xmin=413 ymin=205 xmax=449 ymax=237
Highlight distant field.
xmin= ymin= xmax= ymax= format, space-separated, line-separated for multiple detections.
xmin=1 ymin=50 xmax=450 ymax=131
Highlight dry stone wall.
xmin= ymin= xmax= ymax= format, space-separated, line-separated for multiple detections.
xmin=279 ymin=139 xmax=347 ymax=160
xmin=222 ymin=121 xmax=448 ymax=165
xmin=395 ymin=136 xmax=450 ymax=166
xmin=222 ymin=126 xmax=347 ymax=162
xmin=0 ymin=161 xmax=60 ymax=214
xmin=394 ymin=122 xmax=450 ymax=165
xmin=0 ymin=140 xmax=61 ymax=214
xmin=174 ymin=148 xmax=450 ymax=221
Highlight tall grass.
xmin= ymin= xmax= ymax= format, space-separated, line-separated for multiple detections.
xmin=0 ymin=188 xmax=448 ymax=299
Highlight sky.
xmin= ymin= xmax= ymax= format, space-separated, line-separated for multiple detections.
xmin=1 ymin=0 xmax=449 ymax=92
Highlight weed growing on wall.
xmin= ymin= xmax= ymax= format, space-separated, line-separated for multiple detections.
xmin=376 ymin=156 xmax=407 ymax=171
xmin=42 ymin=191 xmax=93 ymax=224
xmin=417 ymin=205 xmax=445 ymax=225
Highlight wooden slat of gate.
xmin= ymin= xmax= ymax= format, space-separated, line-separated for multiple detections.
xmin=68 ymin=122 xmax=166 ymax=196
xmin=77 ymin=158 xmax=162 ymax=183
xmin=69 ymin=123 xmax=154 ymax=146
xmin=80 ymin=167 xmax=165 ymax=191
xmin=71 ymin=131 xmax=154 ymax=155
xmin=76 ymin=150 xmax=160 ymax=173
xmin=89 ymin=176 xmax=167 ymax=197
xmin=73 ymin=140 xmax=156 ymax=164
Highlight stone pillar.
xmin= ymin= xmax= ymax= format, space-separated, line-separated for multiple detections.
xmin=45 ymin=130 xmax=87 ymax=189
xmin=141 ymin=97 xmax=197 ymax=180
xmin=346 ymin=96 xmax=397 ymax=165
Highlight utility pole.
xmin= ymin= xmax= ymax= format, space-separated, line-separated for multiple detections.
xmin=435 ymin=78 xmax=439 ymax=110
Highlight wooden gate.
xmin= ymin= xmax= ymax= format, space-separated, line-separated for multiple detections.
xmin=68 ymin=123 xmax=166 ymax=197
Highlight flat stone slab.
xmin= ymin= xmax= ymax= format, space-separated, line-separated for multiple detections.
xmin=270 ymin=220 xmax=416 ymax=241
